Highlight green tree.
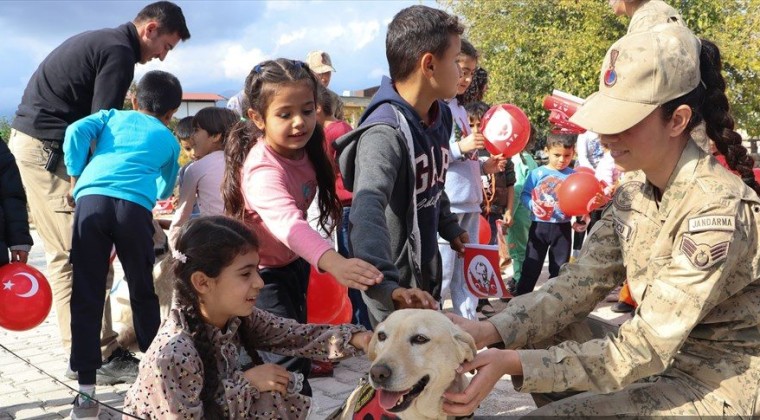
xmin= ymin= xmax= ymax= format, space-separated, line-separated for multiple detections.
xmin=0 ymin=117 xmax=11 ymax=143
xmin=443 ymin=0 xmax=760 ymax=137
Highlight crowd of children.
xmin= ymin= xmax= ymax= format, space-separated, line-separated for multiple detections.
xmin=6 ymin=0 xmax=760 ymax=418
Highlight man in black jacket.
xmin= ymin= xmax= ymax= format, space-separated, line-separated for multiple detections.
xmin=8 ymin=1 xmax=190 ymax=387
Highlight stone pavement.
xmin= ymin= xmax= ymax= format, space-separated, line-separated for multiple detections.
xmin=0 ymin=228 xmax=628 ymax=419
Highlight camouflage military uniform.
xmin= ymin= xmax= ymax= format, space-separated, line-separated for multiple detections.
xmin=489 ymin=141 xmax=760 ymax=417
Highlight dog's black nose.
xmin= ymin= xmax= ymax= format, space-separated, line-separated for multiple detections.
xmin=370 ymin=364 xmax=392 ymax=385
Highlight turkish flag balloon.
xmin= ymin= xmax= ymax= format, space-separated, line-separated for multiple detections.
xmin=0 ymin=263 xmax=53 ymax=331
xmin=481 ymin=104 xmax=531 ymax=158
xmin=478 ymin=214 xmax=492 ymax=245
xmin=306 ymin=266 xmax=349 ymax=324
xmin=557 ymin=172 xmax=604 ymax=216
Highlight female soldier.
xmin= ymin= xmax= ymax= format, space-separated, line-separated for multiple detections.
xmin=443 ymin=24 xmax=760 ymax=417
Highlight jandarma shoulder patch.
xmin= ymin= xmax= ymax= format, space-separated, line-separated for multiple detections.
xmin=687 ymin=215 xmax=735 ymax=233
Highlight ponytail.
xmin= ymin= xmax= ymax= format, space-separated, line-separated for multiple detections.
xmin=662 ymin=39 xmax=759 ymax=195
xmin=222 ymin=120 xmax=260 ymax=219
xmin=307 ymin=123 xmax=341 ymax=233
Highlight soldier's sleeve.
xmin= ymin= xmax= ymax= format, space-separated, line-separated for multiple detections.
xmin=513 ymin=199 xmax=755 ymax=394
xmin=488 ymin=205 xmax=626 ymax=350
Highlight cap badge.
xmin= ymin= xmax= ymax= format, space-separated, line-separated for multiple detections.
xmin=604 ymin=49 xmax=619 ymax=87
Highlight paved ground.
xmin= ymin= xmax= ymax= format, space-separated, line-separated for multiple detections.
xmin=0 ymin=228 xmax=629 ymax=419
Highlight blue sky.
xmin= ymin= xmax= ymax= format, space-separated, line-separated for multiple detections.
xmin=0 ymin=0 xmax=438 ymax=119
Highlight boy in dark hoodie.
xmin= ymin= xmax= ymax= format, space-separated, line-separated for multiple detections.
xmin=335 ymin=5 xmax=467 ymax=326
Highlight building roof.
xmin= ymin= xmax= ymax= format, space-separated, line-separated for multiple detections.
xmin=182 ymin=93 xmax=226 ymax=102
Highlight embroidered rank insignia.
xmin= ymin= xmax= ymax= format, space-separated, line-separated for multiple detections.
xmin=613 ymin=181 xmax=642 ymax=211
xmin=680 ymin=235 xmax=730 ymax=269
xmin=687 ymin=215 xmax=735 ymax=233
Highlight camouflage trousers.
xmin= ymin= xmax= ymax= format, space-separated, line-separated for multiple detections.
xmin=527 ymin=374 xmax=735 ymax=417
xmin=523 ymin=320 xmax=740 ymax=417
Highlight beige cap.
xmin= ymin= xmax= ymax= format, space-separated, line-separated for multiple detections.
xmin=569 ymin=24 xmax=701 ymax=135
xmin=306 ymin=50 xmax=335 ymax=74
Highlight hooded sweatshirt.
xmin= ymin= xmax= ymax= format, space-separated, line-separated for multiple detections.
xmin=334 ymin=77 xmax=464 ymax=324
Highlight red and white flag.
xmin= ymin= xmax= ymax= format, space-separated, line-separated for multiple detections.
xmin=463 ymin=244 xmax=511 ymax=298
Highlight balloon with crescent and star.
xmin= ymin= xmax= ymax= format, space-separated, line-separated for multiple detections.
xmin=0 ymin=263 xmax=53 ymax=331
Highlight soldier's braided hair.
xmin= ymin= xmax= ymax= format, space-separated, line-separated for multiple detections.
xmin=661 ymin=38 xmax=760 ymax=195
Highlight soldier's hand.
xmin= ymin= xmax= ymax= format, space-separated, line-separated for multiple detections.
xmin=391 ymin=288 xmax=437 ymax=310
xmin=443 ymin=349 xmax=521 ymax=416
xmin=445 ymin=312 xmax=500 ymax=349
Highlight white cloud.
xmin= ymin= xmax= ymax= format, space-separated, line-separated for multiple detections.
xmin=277 ymin=29 xmax=307 ymax=47
xmin=346 ymin=20 xmax=381 ymax=51
xmin=135 ymin=41 xmax=268 ymax=90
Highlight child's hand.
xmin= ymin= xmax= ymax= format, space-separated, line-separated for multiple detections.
xmin=450 ymin=231 xmax=469 ymax=257
xmin=391 ymin=287 xmax=438 ymax=310
xmin=502 ymin=213 xmax=513 ymax=229
xmin=589 ymin=192 xmax=610 ymax=210
xmin=572 ymin=214 xmax=591 ymax=232
xmin=349 ymin=331 xmax=373 ymax=353
xmin=319 ymin=250 xmax=383 ymax=291
xmin=482 ymin=155 xmax=507 ymax=174
xmin=458 ymin=133 xmax=485 ymax=154
xmin=242 ymin=363 xmax=291 ymax=395
xmin=10 ymin=250 xmax=29 ymax=263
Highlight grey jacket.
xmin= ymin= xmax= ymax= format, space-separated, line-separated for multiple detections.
xmin=335 ymin=100 xmax=464 ymax=325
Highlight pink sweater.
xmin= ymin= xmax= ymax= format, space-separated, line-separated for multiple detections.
xmin=242 ymin=141 xmax=333 ymax=268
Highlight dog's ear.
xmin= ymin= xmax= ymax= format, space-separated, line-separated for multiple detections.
xmin=451 ymin=324 xmax=477 ymax=363
xmin=367 ymin=330 xmax=379 ymax=361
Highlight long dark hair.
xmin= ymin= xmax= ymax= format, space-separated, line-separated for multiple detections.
xmin=661 ymin=39 xmax=760 ymax=195
xmin=172 ymin=216 xmax=264 ymax=419
xmin=222 ymin=58 xmax=341 ymax=233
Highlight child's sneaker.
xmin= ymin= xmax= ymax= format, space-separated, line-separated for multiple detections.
xmin=96 ymin=347 xmax=139 ymax=385
xmin=70 ymin=394 xmax=100 ymax=419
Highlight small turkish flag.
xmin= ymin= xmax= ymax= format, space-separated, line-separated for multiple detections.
xmin=463 ymin=244 xmax=511 ymax=298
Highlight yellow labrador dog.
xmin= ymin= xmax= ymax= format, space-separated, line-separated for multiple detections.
xmin=367 ymin=309 xmax=476 ymax=419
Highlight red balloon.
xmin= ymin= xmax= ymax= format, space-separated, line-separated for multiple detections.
xmin=754 ymin=168 xmax=760 ymax=184
xmin=480 ymin=104 xmax=531 ymax=158
xmin=557 ymin=172 xmax=604 ymax=216
xmin=478 ymin=215 xmax=491 ymax=245
xmin=306 ymin=267 xmax=348 ymax=324
xmin=574 ymin=166 xmax=595 ymax=176
xmin=0 ymin=263 xmax=53 ymax=331
xmin=326 ymin=298 xmax=353 ymax=325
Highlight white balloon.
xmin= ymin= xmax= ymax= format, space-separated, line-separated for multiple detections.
xmin=13 ymin=272 xmax=39 ymax=298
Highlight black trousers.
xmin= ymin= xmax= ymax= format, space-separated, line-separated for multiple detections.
xmin=256 ymin=258 xmax=312 ymax=396
xmin=516 ymin=221 xmax=571 ymax=296
xmin=70 ymin=195 xmax=158 ymax=384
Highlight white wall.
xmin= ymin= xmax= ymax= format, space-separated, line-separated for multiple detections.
xmin=174 ymin=101 xmax=215 ymax=119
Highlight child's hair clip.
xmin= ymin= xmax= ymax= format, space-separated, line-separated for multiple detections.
xmin=253 ymin=64 xmax=263 ymax=74
xmin=172 ymin=249 xmax=188 ymax=263
xmin=292 ymin=60 xmax=305 ymax=69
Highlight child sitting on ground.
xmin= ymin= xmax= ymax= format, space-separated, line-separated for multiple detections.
xmin=123 ymin=216 xmax=371 ymax=418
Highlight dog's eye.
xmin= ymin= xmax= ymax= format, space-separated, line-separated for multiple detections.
xmin=410 ymin=334 xmax=429 ymax=345
xmin=377 ymin=331 xmax=387 ymax=341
